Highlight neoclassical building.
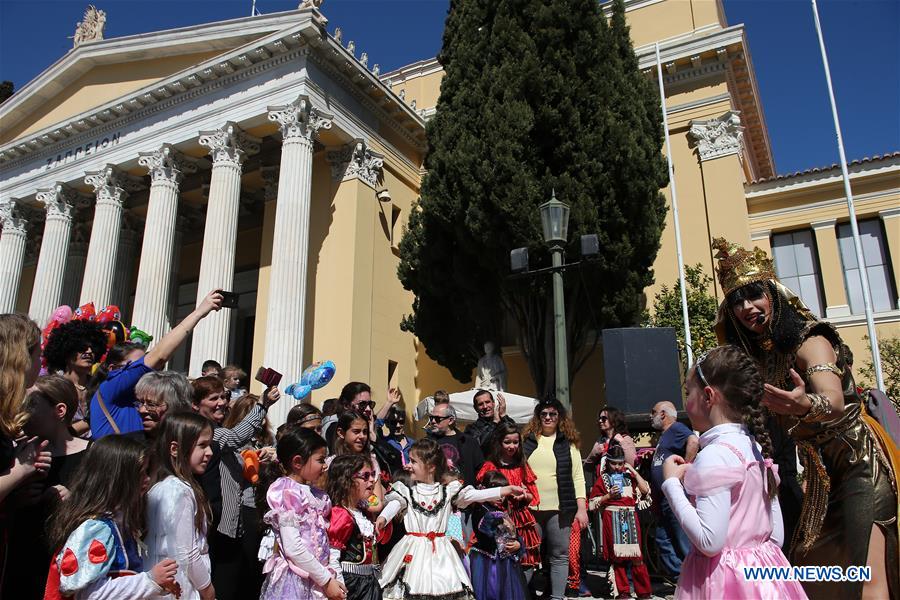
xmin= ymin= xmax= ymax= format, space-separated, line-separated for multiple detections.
xmin=1 ymin=0 xmax=897 ymax=432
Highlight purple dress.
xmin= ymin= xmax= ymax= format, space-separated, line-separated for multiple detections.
xmin=260 ymin=477 xmax=335 ymax=600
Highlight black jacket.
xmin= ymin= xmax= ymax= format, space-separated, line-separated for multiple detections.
xmin=429 ymin=429 xmax=484 ymax=488
xmin=466 ymin=415 xmax=516 ymax=451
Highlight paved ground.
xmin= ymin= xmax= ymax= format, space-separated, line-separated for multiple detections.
xmin=531 ymin=568 xmax=676 ymax=599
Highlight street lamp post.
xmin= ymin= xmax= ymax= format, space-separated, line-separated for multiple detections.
xmin=540 ymin=191 xmax=571 ymax=410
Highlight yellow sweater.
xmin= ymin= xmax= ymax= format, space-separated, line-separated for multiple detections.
xmin=528 ymin=433 xmax=586 ymax=511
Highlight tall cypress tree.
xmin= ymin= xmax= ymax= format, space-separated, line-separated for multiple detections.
xmin=399 ymin=0 xmax=668 ymax=395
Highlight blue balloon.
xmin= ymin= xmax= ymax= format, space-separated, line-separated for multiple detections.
xmin=299 ymin=360 xmax=336 ymax=391
xmin=285 ymin=383 xmax=312 ymax=401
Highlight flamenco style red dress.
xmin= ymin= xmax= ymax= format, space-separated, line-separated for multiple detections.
xmin=476 ymin=461 xmax=542 ymax=567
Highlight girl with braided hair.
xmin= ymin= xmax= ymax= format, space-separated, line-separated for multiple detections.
xmin=713 ymin=238 xmax=898 ymax=599
xmin=661 ymin=345 xmax=806 ymax=600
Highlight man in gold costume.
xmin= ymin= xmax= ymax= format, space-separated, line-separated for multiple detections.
xmin=712 ymin=238 xmax=898 ymax=600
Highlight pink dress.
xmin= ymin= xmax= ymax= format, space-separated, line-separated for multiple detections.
xmin=663 ymin=424 xmax=807 ymax=600
xmin=260 ymin=477 xmax=336 ymax=600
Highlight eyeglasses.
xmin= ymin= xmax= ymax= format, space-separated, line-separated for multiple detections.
xmin=353 ymin=470 xmax=376 ymax=481
xmin=597 ymin=416 xmax=608 ymax=422
xmin=134 ymin=398 xmax=165 ymax=410
xmin=539 ymin=411 xmax=559 ymax=420
xmin=353 ymin=401 xmax=376 ymax=410
xmin=428 ymin=414 xmax=451 ymax=422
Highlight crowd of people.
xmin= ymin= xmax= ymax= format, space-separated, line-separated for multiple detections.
xmin=0 ymin=237 xmax=897 ymax=600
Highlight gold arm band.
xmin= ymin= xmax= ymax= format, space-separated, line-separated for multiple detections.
xmin=804 ymin=362 xmax=841 ymax=379
xmin=801 ymin=393 xmax=833 ymax=422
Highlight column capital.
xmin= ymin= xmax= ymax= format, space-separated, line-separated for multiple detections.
xmin=85 ymin=165 xmax=144 ymax=207
xmin=327 ymin=139 xmax=385 ymax=188
xmin=267 ymin=95 xmax=334 ymax=142
xmin=688 ymin=110 xmax=744 ymax=161
xmin=0 ymin=198 xmax=28 ymax=236
xmin=138 ymin=144 xmax=199 ymax=184
xmin=198 ymin=122 xmax=260 ymax=166
xmin=36 ymin=182 xmax=80 ymax=220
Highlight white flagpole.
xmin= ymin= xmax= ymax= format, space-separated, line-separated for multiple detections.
xmin=655 ymin=42 xmax=694 ymax=365
xmin=251 ymin=0 xmax=259 ymax=16
xmin=811 ymin=0 xmax=884 ymax=390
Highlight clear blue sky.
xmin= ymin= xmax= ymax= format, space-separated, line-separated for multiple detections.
xmin=1 ymin=0 xmax=897 ymax=175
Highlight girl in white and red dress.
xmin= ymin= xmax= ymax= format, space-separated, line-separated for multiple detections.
xmin=476 ymin=422 xmax=541 ymax=572
xmin=328 ymin=454 xmax=392 ymax=600
xmin=376 ymin=438 xmax=524 ymax=600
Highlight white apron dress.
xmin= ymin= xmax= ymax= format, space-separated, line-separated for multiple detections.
xmin=379 ymin=480 xmax=501 ymax=600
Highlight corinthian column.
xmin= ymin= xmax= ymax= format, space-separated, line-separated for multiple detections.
xmin=81 ymin=165 xmax=143 ymax=307
xmin=0 ymin=199 xmax=29 ymax=313
xmin=189 ymin=123 xmax=260 ymax=375
xmin=30 ymin=183 xmax=78 ymax=324
xmin=263 ymin=96 xmax=333 ymax=419
xmin=132 ymin=144 xmax=196 ymax=341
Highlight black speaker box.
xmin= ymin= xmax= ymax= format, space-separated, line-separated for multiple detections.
xmin=601 ymin=327 xmax=682 ymax=418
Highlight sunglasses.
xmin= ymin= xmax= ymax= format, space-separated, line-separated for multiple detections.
xmin=354 ymin=401 xmax=376 ymax=410
xmin=353 ymin=470 xmax=376 ymax=481
xmin=540 ymin=411 xmax=559 ymax=419
xmin=428 ymin=414 xmax=451 ymax=422
xmin=597 ymin=415 xmax=608 ymax=422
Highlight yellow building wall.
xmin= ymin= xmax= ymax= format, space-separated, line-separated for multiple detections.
xmin=623 ymin=0 xmax=725 ymax=49
xmin=3 ymin=50 xmax=230 ymax=144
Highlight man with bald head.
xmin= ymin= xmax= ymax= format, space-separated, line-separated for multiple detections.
xmin=650 ymin=401 xmax=699 ymax=578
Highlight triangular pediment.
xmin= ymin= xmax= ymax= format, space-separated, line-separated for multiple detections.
xmin=0 ymin=10 xmax=309 ymax=145
xmin=0 ymin=7 xmax=426 ymax=169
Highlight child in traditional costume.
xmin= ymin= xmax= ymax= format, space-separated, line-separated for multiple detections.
xmin=476 ymin=422 xmax=541 ymax=572
xmin=469 ymin=471 xmax=529 ymax=600
xmin=376 ymin=438 xmax=523 ymax=600
xmin=662 ymin=345 xmax=807 ymax=600
xmin=328 ymin=453 xmax=392 ymax=600
xmin=589 ymin=444 xmax=652 ymax=599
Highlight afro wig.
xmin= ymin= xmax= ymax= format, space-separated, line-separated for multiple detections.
xmin=43 ymin=320 xmax=109 ymax=373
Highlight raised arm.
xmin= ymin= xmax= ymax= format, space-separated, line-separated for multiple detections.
xmin=213 ymin=388 xmax=279 ymax=449
xmin=144 ymin=291 xmax=222 ymax=370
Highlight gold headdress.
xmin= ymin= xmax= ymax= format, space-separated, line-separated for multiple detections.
xmin=711 ymin=237 xmax=776 ymax=297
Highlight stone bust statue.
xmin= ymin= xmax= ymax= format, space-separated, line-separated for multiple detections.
xmin=475 ymin=341 xmax=507 ymax=391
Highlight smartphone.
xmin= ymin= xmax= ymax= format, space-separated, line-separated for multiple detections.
xmin=218 ymin=290 xmax=240 ymax=309
xmin=255 ymin=366 xmax=283 ymax=388
xmin=611 ymin=473 xmax=625 ymax=491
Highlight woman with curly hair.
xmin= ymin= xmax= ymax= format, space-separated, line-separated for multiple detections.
xmin=42 ymin=319 xmax=108 ymax=437
xmin=521 ymin=398 xmax=587 ymax=600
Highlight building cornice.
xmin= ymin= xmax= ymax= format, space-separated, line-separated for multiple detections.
xmin=747 ymin=187 xmax=899 ymax=221
xmin=745 ymin=156 xmax=900 ymax=197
